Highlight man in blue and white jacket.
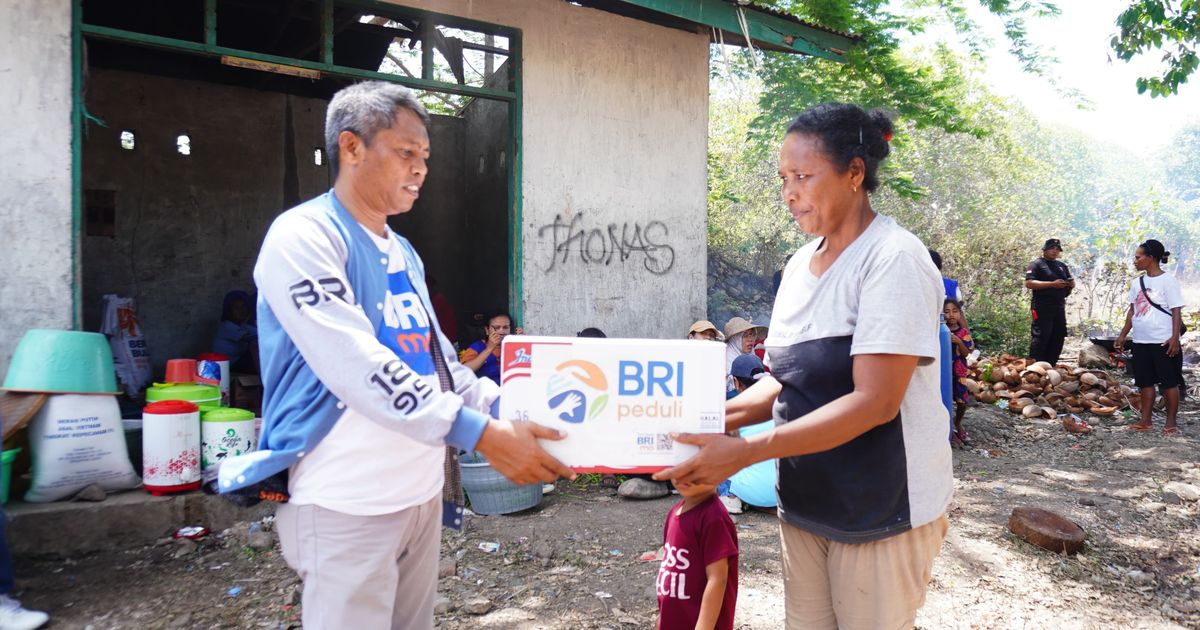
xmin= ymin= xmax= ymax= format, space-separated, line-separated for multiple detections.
xmin=218 ymin=81 xmax=573 ymax=630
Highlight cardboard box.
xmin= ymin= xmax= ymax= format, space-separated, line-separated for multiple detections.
xmin=498 ymin=336 xmax=726 ymax=472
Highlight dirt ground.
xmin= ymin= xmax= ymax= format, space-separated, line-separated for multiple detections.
xmin=12 ymin=374 xmax=1200 ymax=629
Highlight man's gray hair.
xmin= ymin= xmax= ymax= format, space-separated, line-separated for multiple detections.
xmin=325 ymin=81 xmax=430 ymax=177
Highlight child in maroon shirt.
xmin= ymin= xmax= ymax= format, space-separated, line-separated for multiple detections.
xmin=656 ymin=479 xmax=739 ymax=630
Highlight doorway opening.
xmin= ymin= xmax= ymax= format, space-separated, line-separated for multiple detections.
xmin=75 ymin=0 xmax=521 ymax=368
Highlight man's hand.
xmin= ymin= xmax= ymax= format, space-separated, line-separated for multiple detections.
xmin=1053 ymin=279 xmax=1070 ymax=288
xmin=475 ymin=419 xmax=576 ymax=485
xmin=1164 ymin=336 xmax=1181 ymax=357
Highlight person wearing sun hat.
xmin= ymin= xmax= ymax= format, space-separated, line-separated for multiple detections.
xmin=687 ymin=320 xmax=721 ymax=341
xmin=723 ymin=317 xmax=767 ymax=395
xmin=1024 ymin=238 xmax=1074 ymax=365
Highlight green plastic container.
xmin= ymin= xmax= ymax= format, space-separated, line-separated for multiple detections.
xmin=200 ymin=407 xmax=254 ymax=423
xmin=2 ymin=448 xmax=21 ymax=504
xmin=201 ymin=407 xmax=256 ymax=471
xmin=145 ymin=383 xmax=221 ymax=410
xmin=2 ymin=329 xmax=119 ymax=394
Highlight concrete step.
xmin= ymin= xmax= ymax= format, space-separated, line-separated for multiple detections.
xmin=4 ymin=490 xmax=272 ymax=556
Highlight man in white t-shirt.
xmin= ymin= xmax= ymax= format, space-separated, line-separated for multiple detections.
xmin=1115 ymin=239 xmax=1186 ymax=435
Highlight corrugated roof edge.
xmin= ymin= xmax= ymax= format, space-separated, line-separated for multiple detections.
xmin=734 ymin=0 xmax=860 ymax=41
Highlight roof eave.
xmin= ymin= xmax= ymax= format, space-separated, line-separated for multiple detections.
xmin=615 ymin=0 xmax=854 ymax=62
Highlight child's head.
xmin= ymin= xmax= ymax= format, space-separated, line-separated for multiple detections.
xmin=672 ymin=479 xmax=717 ymax=500
xmin=943 ymin=299 xmax=962 ymax=326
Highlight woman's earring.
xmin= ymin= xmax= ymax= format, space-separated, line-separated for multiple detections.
xmin=852 ymin=185 xmax=858 ymax=192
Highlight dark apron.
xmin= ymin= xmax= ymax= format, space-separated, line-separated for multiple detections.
xmin=771 ymin=335 xmax=913 ymax=544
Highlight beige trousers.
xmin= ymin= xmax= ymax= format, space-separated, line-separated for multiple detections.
xmin=276 ymin=494 xmax=442 ymax=630
xmin=780 ymin=515 xmax=949 ymax=630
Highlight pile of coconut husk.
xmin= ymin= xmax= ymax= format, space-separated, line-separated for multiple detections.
xmin=962 ymin=354 xmax=1138 ymax=424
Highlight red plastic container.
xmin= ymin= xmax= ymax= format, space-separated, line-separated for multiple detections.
xmin=142 ymin=400 xmax=201 ymax=495
xmin=164 ymin=358 xmax=198 ymax=384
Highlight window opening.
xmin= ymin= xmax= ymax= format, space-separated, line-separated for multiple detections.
xmin=119 ymin=130 xmax=136 ymax=150
xmin=85 ymin=189 xmax=116 ymax=237
xmin=176 ymin=133 xmax=191 ymax=156
xmin=314 ymin=148 xmax=324 ymax=166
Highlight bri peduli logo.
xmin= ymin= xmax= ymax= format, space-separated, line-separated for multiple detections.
xmin=545 ymin=360 xmax=609 ymax=424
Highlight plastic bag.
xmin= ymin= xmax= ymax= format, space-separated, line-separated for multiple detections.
xmin=100 ymin=294 xmax=152 ymax=396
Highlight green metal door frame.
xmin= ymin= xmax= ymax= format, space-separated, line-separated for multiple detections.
xmin=70 ymin=0 xmax=526 ymax=326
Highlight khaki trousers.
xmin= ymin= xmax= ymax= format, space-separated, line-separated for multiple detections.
xmin=276 ymin=494 xmax=442 ymax=630
xmin=780 ymin=515 xmax=948 ymax=630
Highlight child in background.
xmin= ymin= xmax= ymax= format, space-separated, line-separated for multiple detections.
xmin=944 ymin=299 xmax=975 ymax=446
xmin=657 ymin=479 xmax=738 ymax=630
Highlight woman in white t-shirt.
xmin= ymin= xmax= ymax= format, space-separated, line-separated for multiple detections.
xmin=655 ymin=103 xmax=951 ymax=629
xmin=1115 ymin=239 xmax=1186 ymax=435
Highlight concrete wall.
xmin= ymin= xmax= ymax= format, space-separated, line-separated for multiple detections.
xmin=0 ymin=0 xmax=74 ymax=381
xmin=81 ymin=69 xmax=331 ymax=370
xmin=400 ymin=0 xmax=710 ymax=339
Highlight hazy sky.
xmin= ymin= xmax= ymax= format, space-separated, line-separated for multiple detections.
xmin=950 ymin=0 xmax=1200 ymax=153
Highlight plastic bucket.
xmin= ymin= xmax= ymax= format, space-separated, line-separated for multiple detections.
xmin=459 ymin=452 xmax=542 ymax=515
xmin=145 ymin=383 xmax=221 ymax=410
xmin=2 ymin=330 xmax=119 ymax=394
xmin=164 ymin=359 xmax=198 ymax=384
xmin=1 ymin=448 xmax=21 ymax=504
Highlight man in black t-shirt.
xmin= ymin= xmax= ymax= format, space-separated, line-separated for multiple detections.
xmin=1024 ymin=238 xmax=1074 ymax=364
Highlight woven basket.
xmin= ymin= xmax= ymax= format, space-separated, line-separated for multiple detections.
xmin=459 ymin=452 xmax=542 ymax=515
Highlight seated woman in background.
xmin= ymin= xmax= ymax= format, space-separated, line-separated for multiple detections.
xmin=460 ymin=311 xmax=516 ymax=385
xmin=212 ymin=290 xmax=258 ymax=373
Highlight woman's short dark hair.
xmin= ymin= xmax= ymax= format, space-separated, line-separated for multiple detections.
xmin=1139 ymin=239 xmax=1171 ymax=264
xmin=486 ymin=311 xmax=513 ymax=327
xmin=785 ymin=103 xmax=894 ymax=192
xmin=577 ymin=327 xmax=606 ymax=338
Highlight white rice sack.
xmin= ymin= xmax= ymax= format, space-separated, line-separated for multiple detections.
xmin=25 ymin=394 xmax=142 ymax=502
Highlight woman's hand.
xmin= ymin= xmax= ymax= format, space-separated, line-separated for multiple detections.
xmin=652 ymin=433 xmax=752 ymax=487
xmin=1114 ymin=333 xmax=1127 ymax=352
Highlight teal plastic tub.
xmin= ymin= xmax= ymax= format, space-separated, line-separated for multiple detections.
xmin=2 ymin=330 xmax=119 ymax=394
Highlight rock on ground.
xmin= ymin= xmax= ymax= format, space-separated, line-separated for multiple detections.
xmin=617 ymin=478 xmax=668 ymax=500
